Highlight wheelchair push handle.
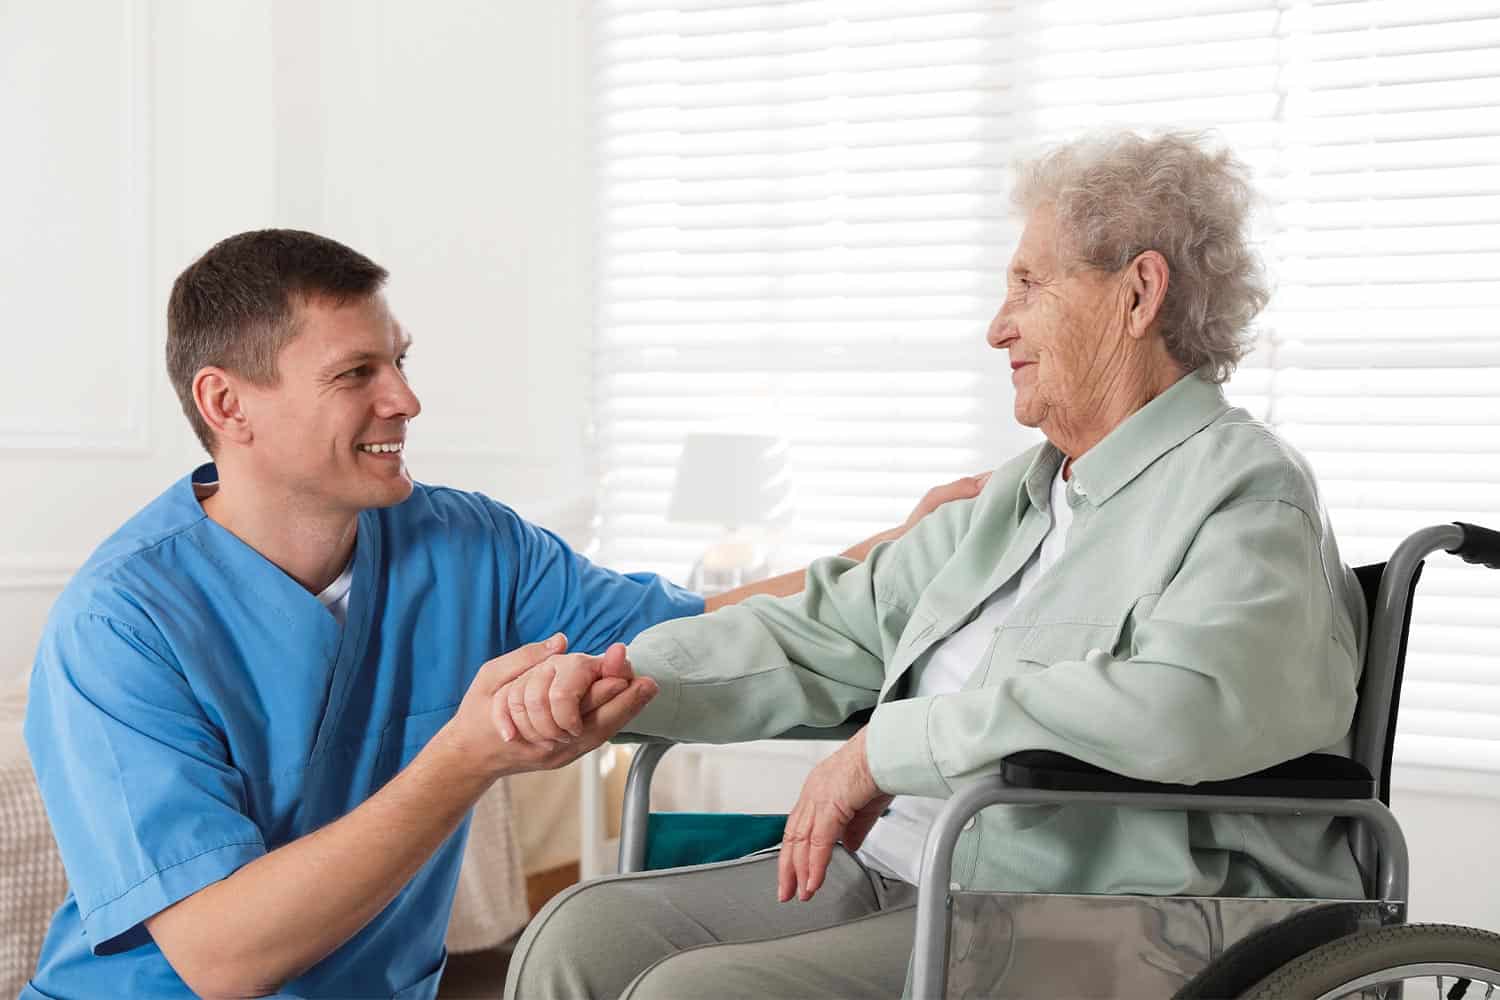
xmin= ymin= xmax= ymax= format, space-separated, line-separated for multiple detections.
xmin=1450 ymin=521 xmax=1500 ymax=569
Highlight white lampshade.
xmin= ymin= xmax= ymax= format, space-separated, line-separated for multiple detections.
xmin=668 ymin=432 xmax=793 ymax=529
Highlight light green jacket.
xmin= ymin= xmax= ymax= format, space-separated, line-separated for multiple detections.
xmin=628 ymin=373 xmax=1368 ymax=899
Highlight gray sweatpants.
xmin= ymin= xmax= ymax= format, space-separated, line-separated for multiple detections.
xmin=503 ymin=847 xmax=917 ymax=999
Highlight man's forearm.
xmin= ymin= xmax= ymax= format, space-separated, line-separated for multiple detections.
xmin=701 ymin=529 xmax=905 ymax=612
xmin=702 ymin=567 xmax=806 ymax=612
xmin=146 ymin=726 xmax=491 ymax=998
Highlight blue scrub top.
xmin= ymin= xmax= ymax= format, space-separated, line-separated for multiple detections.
xmin=22 ymin=465 xmax=702 ymax=999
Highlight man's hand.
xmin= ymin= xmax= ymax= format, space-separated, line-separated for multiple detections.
xmin=441 ymin=636 xmax=657 ymax=780
xmin=778 ymin=728 xmax=890 ymax=903
xmin=840 ymin=472 xmax=991 ymax=562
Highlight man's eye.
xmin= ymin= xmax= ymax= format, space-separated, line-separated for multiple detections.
xmin=343 ymin=365 xmax=371 ymax=379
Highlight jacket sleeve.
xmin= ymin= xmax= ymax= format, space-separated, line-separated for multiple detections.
xmin=865 ymin=497 xmax=1363 ymax=797
xmin=625 ymin=490 xmax=979 ymax=742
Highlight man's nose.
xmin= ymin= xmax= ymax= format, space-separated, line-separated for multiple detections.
xmin=377 ymin=369 xmax=422 ymax=420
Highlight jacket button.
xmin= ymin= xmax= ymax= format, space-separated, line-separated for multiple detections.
xmin=949 ymin=881 xmax=962 ymax=892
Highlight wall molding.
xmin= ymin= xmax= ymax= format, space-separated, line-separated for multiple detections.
xmin=0 ymin=559 xmax=80 ymax=592
xmin=0 ymin=0 xmax=152 ymax=455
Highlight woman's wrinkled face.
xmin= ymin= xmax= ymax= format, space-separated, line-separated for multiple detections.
xmin=987 ymin=206 xmax=1129 ymax=433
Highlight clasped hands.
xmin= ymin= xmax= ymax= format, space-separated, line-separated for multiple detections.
xmin=445 ymin=634 xmax=658 ymax=779
xmin=484 ymin=637 xmax=888 ymax=904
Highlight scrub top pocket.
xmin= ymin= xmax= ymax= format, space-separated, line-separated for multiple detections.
xmin=380 ymin=705 xmax=458 ymax=771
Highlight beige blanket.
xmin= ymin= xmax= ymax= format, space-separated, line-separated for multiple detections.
xmin=0 ymin=689 xmax=527 ymax=996
xmin=0 ymin=692 xmax=66 ymax=998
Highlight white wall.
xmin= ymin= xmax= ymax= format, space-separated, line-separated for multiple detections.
xmin=1392 ymin=769 xmax=1500 ymax=927
xmin=3 ymin=0 xmax=213 ymax=687
xmin=1 ymin=0 xmax=595 ymax=692
xmin=268 ymin=0 xmax=598 ymax=528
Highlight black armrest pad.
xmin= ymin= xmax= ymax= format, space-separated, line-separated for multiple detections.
xmin=778 ymin=707 xmax=873 ymax=741
xmin=616 ymin=708 xmax=874 ymax=745
xmin=1000 ymin=750 xmax=1374 ymax=800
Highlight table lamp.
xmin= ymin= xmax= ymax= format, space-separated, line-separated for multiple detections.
xmin=668 ymin=431 xmax=793 ymax=594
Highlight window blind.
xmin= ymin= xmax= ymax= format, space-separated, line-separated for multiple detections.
xmin=1256 ymin=0 xmax=1500 ymax=776
xmin=591 ymin=0 xmax=1500 ymax=778
xmin=592 ymin=1 xmax=1031 ymax=576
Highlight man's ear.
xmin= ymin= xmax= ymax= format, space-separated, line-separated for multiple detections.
xmin=193 ymin=367 xmax=253 ymax=447
xmin=1125 ymin=249 xmax=1170 ymax=341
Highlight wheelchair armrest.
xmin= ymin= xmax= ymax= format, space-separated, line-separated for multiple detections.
xmin=615 ymin=708 xmax=873 ymax=746
xmin=1000 ymin=750 xmax=1374 ymax=800
xmin=615 ymin=709 xmax=875 ymax=874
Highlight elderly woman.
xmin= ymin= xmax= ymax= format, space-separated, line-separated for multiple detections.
xmin=503 ymin=131 xmax=1366 ymax=999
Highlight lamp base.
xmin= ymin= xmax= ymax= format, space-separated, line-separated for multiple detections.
xmin=687 ymin=536 xmax=771 ymax=596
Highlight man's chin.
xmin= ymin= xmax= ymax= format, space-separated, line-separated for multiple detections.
xmin=360 ymin=471 xmax=416 ymax=510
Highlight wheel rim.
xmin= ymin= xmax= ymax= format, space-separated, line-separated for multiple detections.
xmin=1314 ymin=962 xmax=1500 ymax=999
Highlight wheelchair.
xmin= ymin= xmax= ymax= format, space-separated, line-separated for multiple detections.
xmin=615 ymin=522 xmax=1500 ymax=998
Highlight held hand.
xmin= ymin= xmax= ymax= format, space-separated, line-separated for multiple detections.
xmin=778 ymin=729 xmax=888 ymax=903
xmin=492 ymin=641 xmax=636 ymax=745
xmin=841 ymin=472 xmax=991 ymax=561
xmin=444 ymin=636 xmax=657 ymax=780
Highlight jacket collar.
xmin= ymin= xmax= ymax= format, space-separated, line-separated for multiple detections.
xmin=1021 ymin=370 xmax=1231 ymax=512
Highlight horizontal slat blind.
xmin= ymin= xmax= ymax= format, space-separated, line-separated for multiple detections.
xmin=593 ymin=0 xmax=1500 ymax=778
xmin=595 ymin=1 xmax=1030 ymax=574
xmin=1254 ymin=0 xmax=1500 ymax=777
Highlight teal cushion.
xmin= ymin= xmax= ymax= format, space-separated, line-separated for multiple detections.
xmin=643 ymin=812 xmax=787 ymax=871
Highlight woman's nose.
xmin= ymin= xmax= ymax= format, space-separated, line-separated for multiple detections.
xmin=987 ymin=306 xmax=1016 ymax=349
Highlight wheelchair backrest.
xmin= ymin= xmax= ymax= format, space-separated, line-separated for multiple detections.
xmin=1351 ymin=560 xmax=1424 ymax=807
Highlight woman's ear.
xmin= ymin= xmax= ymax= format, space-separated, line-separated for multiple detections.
xmin=1126 ymin=250 xmax=1170 ymax=340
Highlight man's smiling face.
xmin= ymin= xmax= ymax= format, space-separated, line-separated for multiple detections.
xmin=236 ymin=292 xmax=421 ymax=517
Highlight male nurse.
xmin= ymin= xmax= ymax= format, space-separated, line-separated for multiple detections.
xmin=22 ymin=229 xmax=982 ymax=999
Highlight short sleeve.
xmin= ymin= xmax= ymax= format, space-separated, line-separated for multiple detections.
xmin=24 ymin=611 xmax=266 ymax=954
xmin=488 ymin=501 xmax=705 ymax=654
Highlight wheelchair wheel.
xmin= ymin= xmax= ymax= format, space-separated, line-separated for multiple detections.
xmin=1240 ymin=923 xmax=1500 ymax=999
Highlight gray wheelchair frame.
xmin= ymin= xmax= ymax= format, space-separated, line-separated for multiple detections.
xmin=614 ymin=523 xmax=1500 ymax=997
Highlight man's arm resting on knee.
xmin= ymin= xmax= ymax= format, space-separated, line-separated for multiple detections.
xmin=144 ymin=638 xmax=657 ymax=1000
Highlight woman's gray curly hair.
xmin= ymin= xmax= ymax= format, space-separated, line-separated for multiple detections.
xmin=1011 ymin=131 xmax=1270 ymax=383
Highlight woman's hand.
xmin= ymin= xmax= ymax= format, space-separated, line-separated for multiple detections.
xmin=778 ymin=728 xmax=890 ymax=902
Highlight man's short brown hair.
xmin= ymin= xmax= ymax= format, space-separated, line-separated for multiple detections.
xmin=166 ymin=229 xmax=389 ymax=453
